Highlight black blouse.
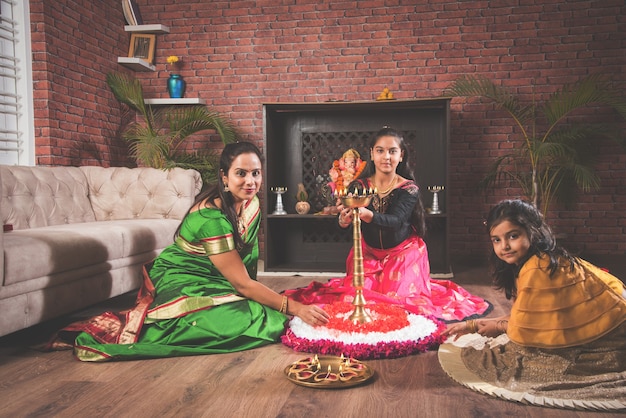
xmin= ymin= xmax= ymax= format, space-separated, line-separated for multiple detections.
xmin=359 ymin=178 xmax=419 ymax=249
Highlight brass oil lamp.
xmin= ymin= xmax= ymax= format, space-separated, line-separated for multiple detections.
xmin=337 ymin=186 xmax=377 ymax=324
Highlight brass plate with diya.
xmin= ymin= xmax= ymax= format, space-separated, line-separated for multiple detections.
xmin=284 ymin=355 xmax=374 ymax=389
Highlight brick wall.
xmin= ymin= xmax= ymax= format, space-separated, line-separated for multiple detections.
xmin=31 ymin=0 xmax=626 ymax=262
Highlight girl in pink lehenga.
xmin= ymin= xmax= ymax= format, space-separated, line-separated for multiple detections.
xmin=285 ymin=127 xmax=491 ymax=322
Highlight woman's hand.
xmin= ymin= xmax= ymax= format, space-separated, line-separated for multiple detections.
xmin=288 ymin=299 xmax=330 ymax=327
xmin=209 ymin=251 xmax=329 ymax=327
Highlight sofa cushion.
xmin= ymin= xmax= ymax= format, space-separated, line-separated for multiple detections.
xmin=0 ymin=166 xmax=96 ymax=230
xmin=2 ymin=219 xmax=180 ymax=287
xmin=80 ymin=166 xmax=202 ymax=221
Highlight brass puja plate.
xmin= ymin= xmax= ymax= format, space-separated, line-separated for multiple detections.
xmin=284 ymin=355 xmax=374 ymax=389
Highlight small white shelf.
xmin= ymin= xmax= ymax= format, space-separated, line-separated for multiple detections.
xmin=124 ymin=24 xmax=170 ymax=34
xmin=117 ymin=57 xmax=155 ymax=72
xmin=144 ymin=98 xmax=207 ymax=105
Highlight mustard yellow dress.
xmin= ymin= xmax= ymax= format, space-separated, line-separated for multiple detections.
xmin=508 ymin=255 xmax=626 ymax=348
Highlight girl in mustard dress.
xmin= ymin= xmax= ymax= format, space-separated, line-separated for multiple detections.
xmin=444 ymin=199 xmax=626 ymax=401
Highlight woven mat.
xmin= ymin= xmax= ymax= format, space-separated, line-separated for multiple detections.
xmin=438 ymin=334 xmax=626 ymax=412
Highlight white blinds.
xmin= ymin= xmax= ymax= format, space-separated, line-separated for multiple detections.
xmin=0 ymin=0 xmax=33 ymax=165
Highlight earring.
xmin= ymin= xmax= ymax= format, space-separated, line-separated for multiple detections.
xmin=224 ymin=183 xmax=229 ymax=192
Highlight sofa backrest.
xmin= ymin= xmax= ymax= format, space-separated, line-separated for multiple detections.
xmin=0 ymin=166 xmax=203 ymax=231
xmin=80 ymin=166 xmax=202 ymax=221
xmin=0 ymin=166 xmax=96 ymax=230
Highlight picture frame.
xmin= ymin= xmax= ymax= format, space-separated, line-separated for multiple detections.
xmin=128 ymin=33 xmax=156 ymax=64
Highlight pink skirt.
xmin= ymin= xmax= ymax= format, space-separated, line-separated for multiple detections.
xmin=285 ymin=235 xmax=491 ymax=322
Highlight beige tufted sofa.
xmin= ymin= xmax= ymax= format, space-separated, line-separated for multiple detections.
xmin=0 ymin=165 xmax=202 ymax=337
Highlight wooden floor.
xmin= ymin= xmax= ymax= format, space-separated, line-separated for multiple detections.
xmin=1 ymin=262 xmax=624 ymax=418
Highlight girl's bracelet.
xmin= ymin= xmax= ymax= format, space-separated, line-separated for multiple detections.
xmin=497 ymin=319 xmax=508 ymax=334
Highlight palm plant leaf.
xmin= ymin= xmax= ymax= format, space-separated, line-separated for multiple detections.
xmin=543 ymin=74 xmax=626 ymax=126
xmin=444 ymin=75 xmax=535 ymax=126
xmin=532 ymin=140 xmax=569 ymax=162
xmin=443 ymin=73 xmax=626 ymax=215
xmin=478 ymin=154 xmax=514 ymax=191
xmin=479 ymin=152 xmax=532 ymax=197
xmin=123 ymin=124 xmax=170 ymax=168
xmin=106 ymin=72 xmax=151 ymax=126
xmin=568 ymin=162 xmax=600 ymax=193
xmin=164 ymin=106 xmax=237 ymax=152
xmin=164 ymin=150 xmax=222 ymax=184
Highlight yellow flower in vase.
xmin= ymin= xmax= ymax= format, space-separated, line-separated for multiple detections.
xmin=166 ymin=55 xmax=183 ymax=74
xmin=165 ymin=56 xmax=185 ymax=98
xmin=166 ymin=55 xmax=181 ymax=66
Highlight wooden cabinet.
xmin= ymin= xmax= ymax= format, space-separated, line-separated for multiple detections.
xmin=262 ymin=99 xmax=451 ymax=275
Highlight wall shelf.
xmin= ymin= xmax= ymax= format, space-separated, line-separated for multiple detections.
xmin=124 ymin=24 xmax=170 ymax=34
xmin=117 ymin=57 xmax=155 ymax=72
xmin=144 ymin=98 xmax=206 ymax=106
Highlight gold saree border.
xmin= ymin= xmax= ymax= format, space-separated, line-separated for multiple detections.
xmin=146 ymin=293 xmax=246 ymax=321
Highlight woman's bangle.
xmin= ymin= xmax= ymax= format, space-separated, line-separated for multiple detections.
xmin=279 ymin=295 xmax=288 ymax=314
xmin=338 ymin=214 xmax=350 ymax=227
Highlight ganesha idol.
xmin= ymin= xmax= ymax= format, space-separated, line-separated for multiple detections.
xmin=324 ymin=148 xmax=367 ymax=214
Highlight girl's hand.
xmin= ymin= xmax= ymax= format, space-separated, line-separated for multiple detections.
xmin=357 ymin=207 xmax=373 ymax=223
xmin=289 ymin=300 xmax=329 ymax=327
xmin=443 ymin=318 xmax=508 ymax=341
xmin=337 ymin=205 xmax=352 ymax=227
xmin=338 ymin=206 xmax=373 ymax=225
xmin=442 ymin=321 xmax=472 ymax=341
xmin=478 ymin=319 xmax=508 ymax=338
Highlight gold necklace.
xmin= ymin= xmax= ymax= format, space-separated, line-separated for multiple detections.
xmin=375 ymin=175 xmax=397 ymax=195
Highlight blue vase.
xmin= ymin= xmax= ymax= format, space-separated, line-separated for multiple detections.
xmin=167 ymin=74 xmax=186 ymax=98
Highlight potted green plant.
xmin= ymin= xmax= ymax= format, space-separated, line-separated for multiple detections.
xmin=444 ymin=74 xmax=626 ymax=216
xmin=106 ymin=72 xmax=238 ymax=184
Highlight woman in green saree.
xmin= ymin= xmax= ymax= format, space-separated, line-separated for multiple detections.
xmin=62 ymin=142 xmax=329 ymax=361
